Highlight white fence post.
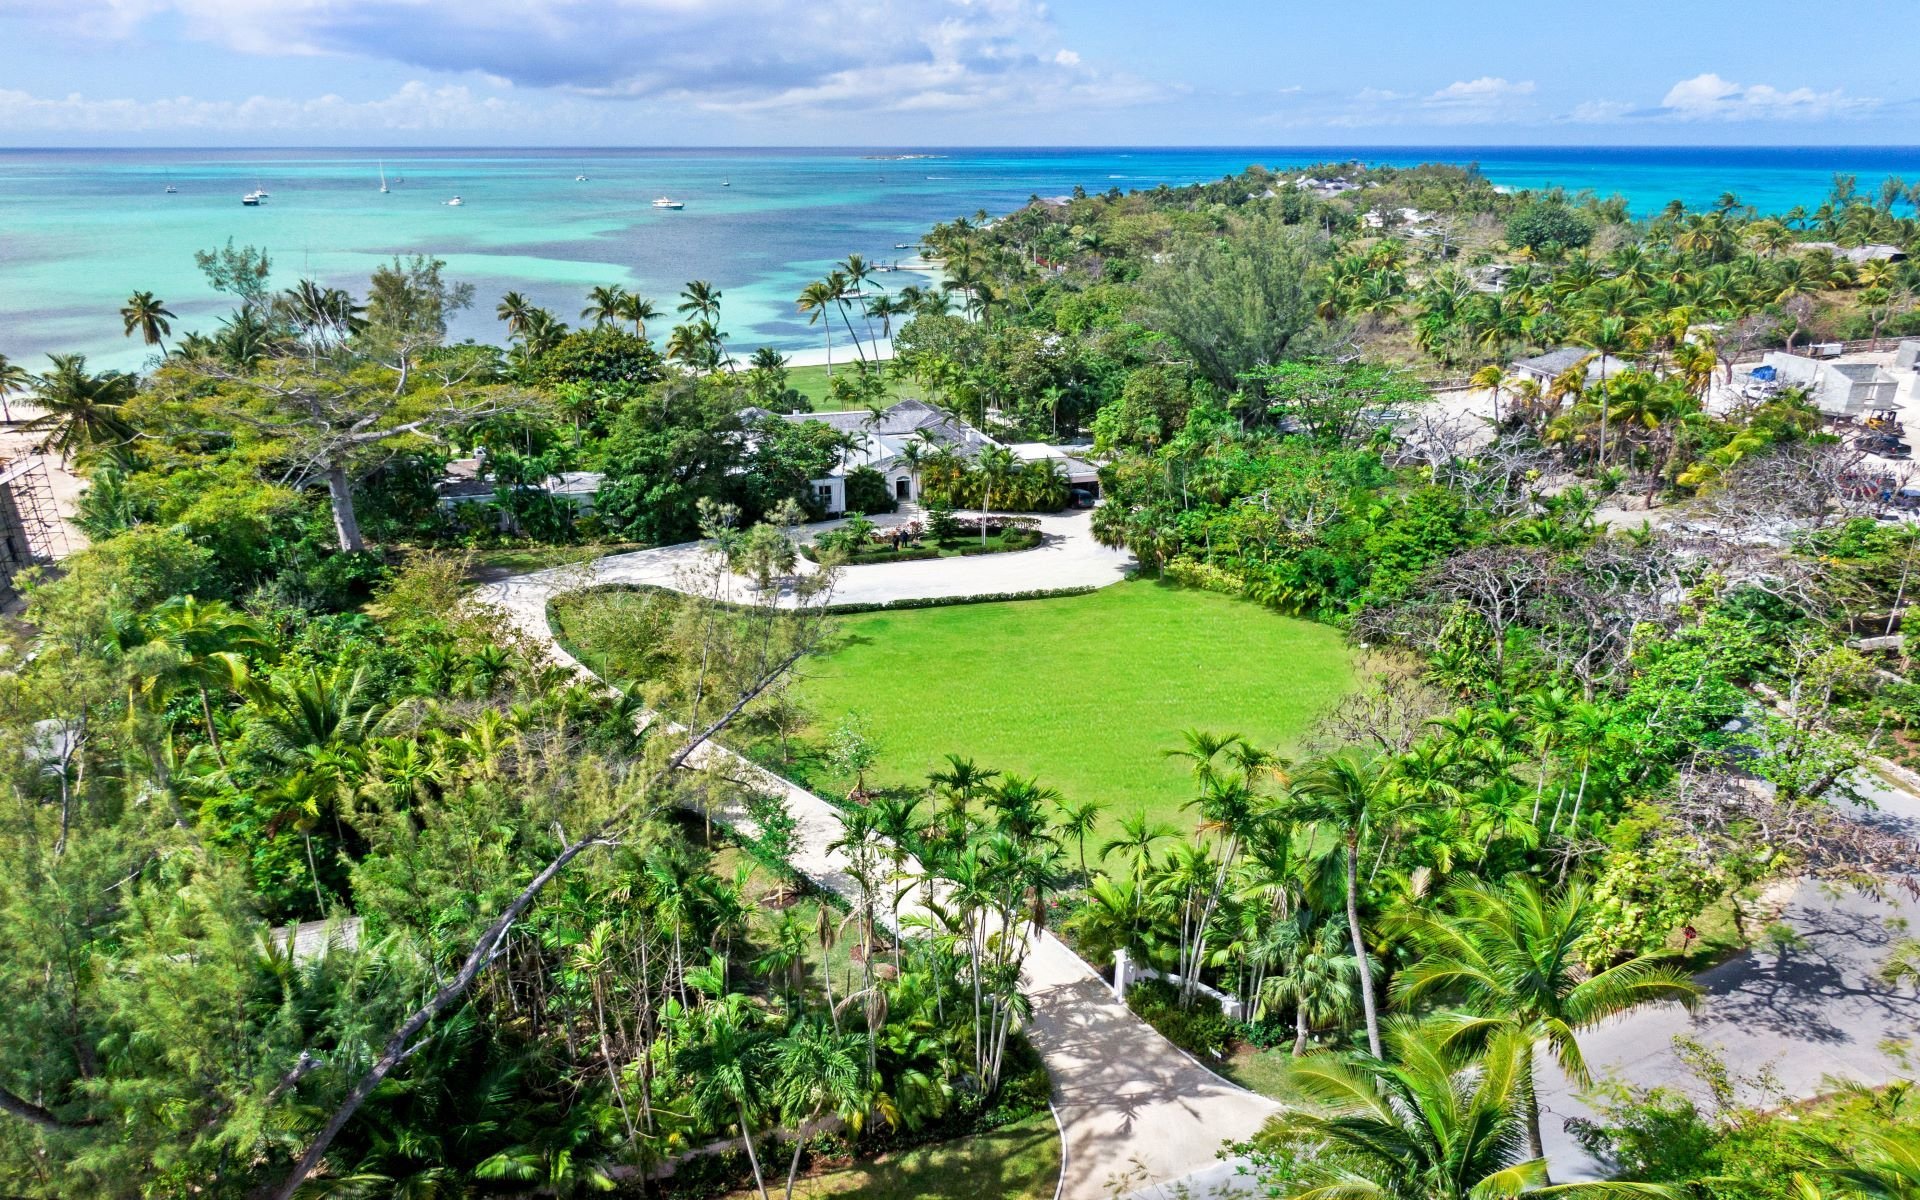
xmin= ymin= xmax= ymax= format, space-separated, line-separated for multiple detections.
xmin=1111 ymin=947 xmax=1131 ymax=1002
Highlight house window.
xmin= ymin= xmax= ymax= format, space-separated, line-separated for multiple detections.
xmin=815 ymin=485 xmax=833 ymax=505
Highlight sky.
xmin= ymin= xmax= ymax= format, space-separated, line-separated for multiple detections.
xmin=0 ymin=0 xmax=1914 ymax=147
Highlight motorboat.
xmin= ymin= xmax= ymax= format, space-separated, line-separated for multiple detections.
xmin=651 ymin=196 xmax=684 ymax=209
xmin=445 ymin=196 xmax=464 ymax=206
xmin=576 ymin=174 xmax=589 ymax=181
xmin=241 ymin=191 xmax=264 ymax=206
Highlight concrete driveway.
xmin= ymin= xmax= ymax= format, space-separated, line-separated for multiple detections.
xmin=1540 ymin=773 xmax=1920 ymax=1179
xmin=476 ymin=508 xmax=1134 ymax=626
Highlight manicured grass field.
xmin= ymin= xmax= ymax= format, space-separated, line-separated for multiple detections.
xmin=791 ymin=581 xmax=1354 ymax=836
xmin=783 ymin=361 xmax=926 ymax=411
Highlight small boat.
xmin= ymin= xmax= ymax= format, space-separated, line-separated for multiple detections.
xmin=651 ymin=196 xmax=684 ymax=209
xmin=164 ymin=184 xmax=177 ymax=194
xmin=445 ymin=196 xmax=464 ymax=207
xmin=379 ymin=163 xmax=389 ymax=194
xmin=575 ymin=174 xmax=589 ymax=181
xmin=894 ymin=243 xmax=912 ymax=250
xmin=253 ymin=186 xmax=271 ymax=198
xmin=721 ymin=180 xmax=730 ymax=187
xmin=241 ymin=191 xmax=263 ymax=206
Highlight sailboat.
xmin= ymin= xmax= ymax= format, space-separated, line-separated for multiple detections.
xmin=378 ymin=163 xmax=389 ymax=194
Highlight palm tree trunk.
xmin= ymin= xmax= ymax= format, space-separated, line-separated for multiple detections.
xmin=198 ymin=686 xmax=228 ymax=767
xmin=1293 ymin=998 xmax=1310 ymax=1055
xmin=1525 ymin=1057 xmax=1548 ymax=1173
xmin=1345 ymin=837 xmax=1383 ymax=1058
xmin=738 ymin=1103 xmax=770 ymax=1200
xmin=785 ymin=1129 xmax=809 ymax=1200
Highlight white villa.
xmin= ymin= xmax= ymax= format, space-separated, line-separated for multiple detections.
xmin=746 ymin=398 xmax=998 ymax=515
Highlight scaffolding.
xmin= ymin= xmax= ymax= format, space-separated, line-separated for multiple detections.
xmin=0 ymin=456 xmax=68 ymax=599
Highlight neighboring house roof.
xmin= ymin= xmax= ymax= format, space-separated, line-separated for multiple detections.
xmin=271 ymin=917 xmax=362 ymax=964
xmin=1800 ymin=241 xmax=1906 ymax=264
xmin=1511 ymin=347 xmax=1629 ymax=379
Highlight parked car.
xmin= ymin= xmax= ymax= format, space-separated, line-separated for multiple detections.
xmin=1859 ymin=434 xmax=1912 ymax=459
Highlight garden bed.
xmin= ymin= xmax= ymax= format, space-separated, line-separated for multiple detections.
xmin=803 ymin=517 xmax=1043 ymax=565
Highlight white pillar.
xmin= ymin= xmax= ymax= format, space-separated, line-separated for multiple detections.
xmin=1112 ymin=947 xmax=1131 ymax=1002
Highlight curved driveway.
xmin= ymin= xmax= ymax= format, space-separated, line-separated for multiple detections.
xmin=472 ymin=512 xmax=1277 ymax=1200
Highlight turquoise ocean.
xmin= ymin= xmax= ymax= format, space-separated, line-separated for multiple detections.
xmin=5 ymin=145 xmax=1920 ymax=374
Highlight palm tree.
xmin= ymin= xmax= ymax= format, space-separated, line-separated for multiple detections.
xmin=1470 ymin=364 xmax=1507 ymax=426
xmin=1393 ymin=876 xmax=1701 ymax=1166
xmin=613 ymin=292 xmax=661 ymax=340
xmin=1051 ymin=796 xmax=1105 ymax=881
xmin=927 ymin=753 xmax=999 ymax=835
xmin=679 ymin=279 xmax=723 ymax=326
xmin=23 ymin=354 xmax=135 ymax=462
xmin=1264 ymin=1019 xmax=1672 ymax=1200
xmin=684 ymin=999 xmax=776 ymax=1200
xmin=1825 ymin=1129 xmax=1920 ymax=1199
xmin=0 ymin=352 xmax=28 ymax=423
xmin=120 ymin=291 xmax=175 ymax=348
xmin=1290 ymin=752 xmax=1417 ymax=1058
xmin=145 ymin=595 xmax=274 ymax=765
xmin=796 ymin=280 xmax=837 ymax=377
xmin=1575 ymin=315 xmax=1634 ymax=470
xmin=580 ymin=284 xmax=627 ymax=327
xmin=495 ymin=291 xmax=534 ymax=336
xmin=974 ymin=445 xmax=1018 ymax=546
xmin=1099 ymin=810 xmax=1176 ymax=882
xmin=1259 ymin=919 xmax=1358 ymax=1055
xmin=517 ymin=308 xmax=568 ymax=357
xmin=772 ymin=1018 xmax=865 ymax=1200
xmin=839 ymin=254 xmax=877 ymax=356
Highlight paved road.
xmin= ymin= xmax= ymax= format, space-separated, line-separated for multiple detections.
xmin=473 ymin=525 xmax=1278 ymax=1200
xmin=1540 ymin=773 xmax=1920 ymax=1178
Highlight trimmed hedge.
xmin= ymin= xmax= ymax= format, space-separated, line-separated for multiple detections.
xmin=821 ymin=584 xmax=1100 ymax=615
xmin=1124 ymin=977 xmax=1240 ymax=1061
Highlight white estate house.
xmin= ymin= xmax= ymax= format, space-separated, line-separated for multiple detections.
xmin=744 ymin=398 xmax=998 ymax=515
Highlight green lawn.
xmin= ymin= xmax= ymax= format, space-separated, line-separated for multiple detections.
xmin=720 ymin=1112 xmax=1058 ymax=1200
xmin=786 ymin=581 xmax=1354 ymax=838
xmin=783 ymin=361 xmax=926 ymax=411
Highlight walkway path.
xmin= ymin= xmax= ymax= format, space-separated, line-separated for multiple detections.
xmin=471 ymin=520 xmax=1277 ymax=1200
xmin=1539 ymin=772 xmax=1920 ymax=1179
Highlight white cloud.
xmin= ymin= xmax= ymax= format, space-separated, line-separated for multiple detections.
xmin=10 ymin=0 xmax=1156 ymax=119
xmin=1565 ymin=99 xmax=1634 ymax=124
xmin=1428 ymin=76 xmax=1534 ymax=103
xmin=1658 ymin=72 xmax=1874 ymax=121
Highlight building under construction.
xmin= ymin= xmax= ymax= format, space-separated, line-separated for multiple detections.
xmin=0 ymin=457 xmax=67 ymax=599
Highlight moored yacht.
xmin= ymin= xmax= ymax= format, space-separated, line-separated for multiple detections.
xmin=651 ymin=196 xmax=684 ymax=209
